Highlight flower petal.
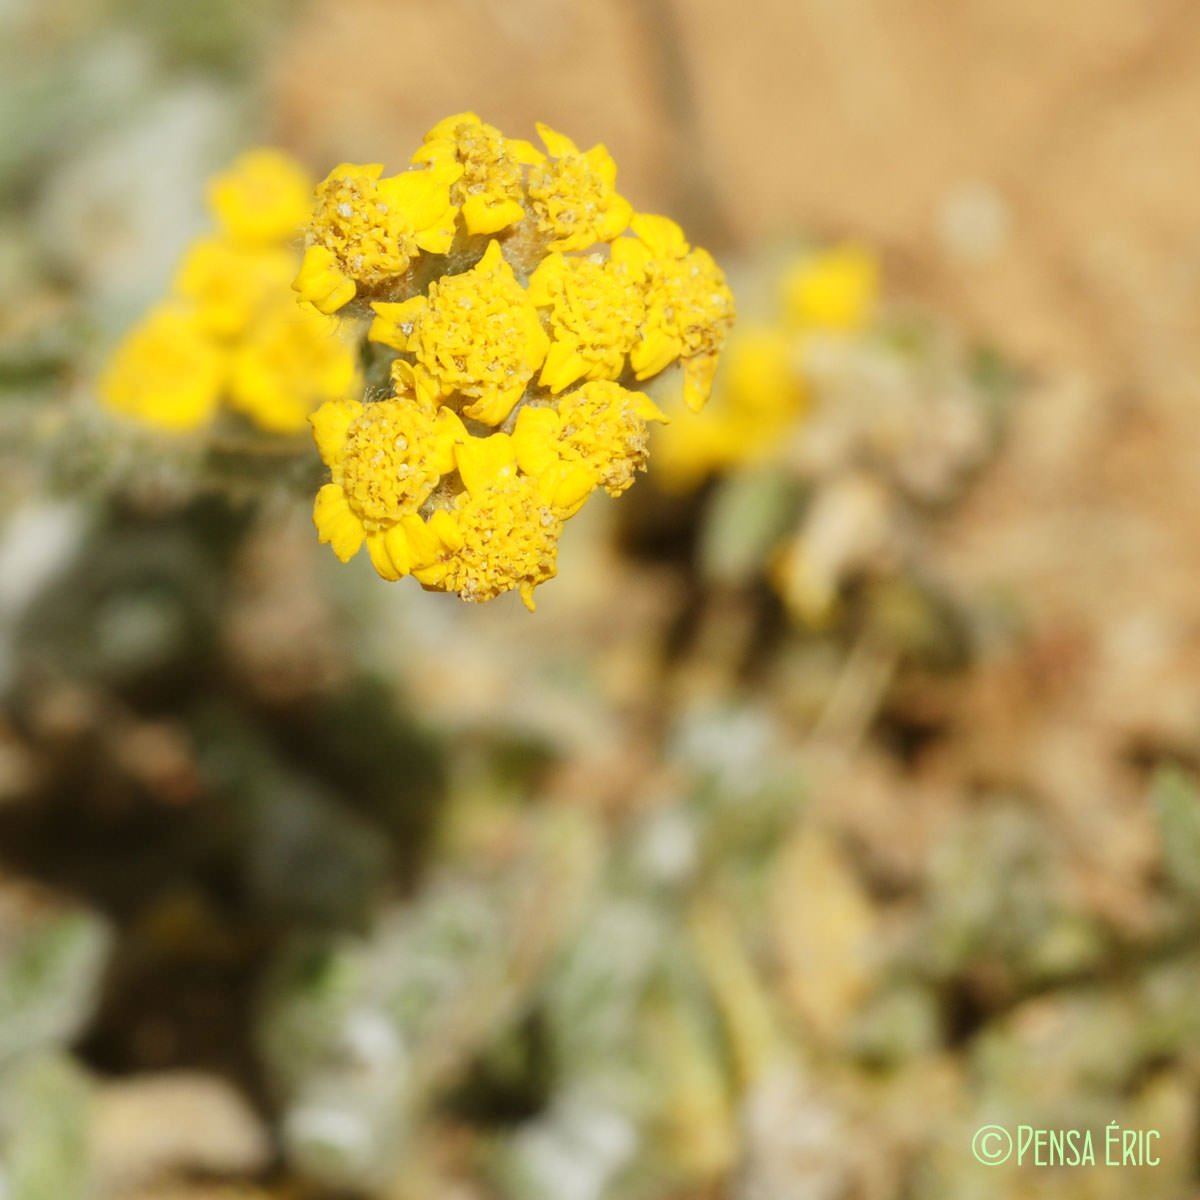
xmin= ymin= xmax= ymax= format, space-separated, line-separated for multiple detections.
xmin=378 ymin=169 xmax=453 ymax=230
xmin=539 ymin=337 xmax=587 ymax=394
xmin=400 ymin=514 xmax=441 ymax=566
xmin=683 ymin=353 xmax=720 ymax=412
xmin=369 ymin=295 xmax=427 ymax=349
xmin=631 ymin=330 xmax=683 ymax=379
xmin=422 ymin=112 xmax=480 ymax=142
xmin=313 ymin=484 xmax=364 ymax=562
xmin=507 ymin=137 xmax=545 ymax=166
xmin=541 ymin=463 xmax=595 ymax=517
xmin=293 ymin=245 xmax=357 ymax=315
xmin=583 ymin=143 xmax=618 ymax=187
xmin=429 ymin=507 xmax=464 ymax=551
xmin=536 ymin=122 xmax=580 ymax=159
xmin=512 ymin=405 xmax=561 ymax=474
xmin=525 ymin=253 xmax=565 ymax=307
xmin=461 ymin=194 xmax=525 ymax=235
xmin=455 ymin=432 xmax=516 ymax=495
xmin=366 ymin=531 xmax=404 ymax=580
xmin=461 ymin=385 xmax=524 ymax=426
xmin=631 ymin=213 xmax=688 ymax=258
xmin=432 ymin=407 xmax=468 ymax=473
xmin=413 ymin=206 xmax=458 ymax=253
xmin=309 ymin=397 xmax=362 ymax=465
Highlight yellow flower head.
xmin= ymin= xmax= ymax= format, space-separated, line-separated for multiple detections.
xmin=526 ymin=251 xmax=645 ymax=393
xmin=652 ymin=326 xmax=804 ymax=491
xmin=513 ymin=381 xmax=667 ymax=498
xmin=229 ymin=300 xmax=359 ymax=434
xmin=526 ymin=122 xmax=633 ymax=252
xmin=207 ymin=148 xmax=314 ymax=245
xmin=301 ymin=162 xmax=458 ymax=310
xmin=310 ymin=381 xmax=465 ymax=578
xmin=99 ymin=303 xmax=225 ymax=432
xmin=412 ymin=433 xmax=593 ymax=609
xmin=626 ymin=214 xmax=737 ymax=413
xmin=782 ymin=243 xmax=878 ymax=331
xmin=313 ymin=391 xmax=458 ymax=531
xmin=102 ymin=128 xmax=740 ymax=607
xmin=173 ymin=236 xmax=294 ymax=338
xmin=310 ymin=398 xmax=591 ymax=610
xmin=435 ymin=444 xmax=564 ymax=609
xmin=369 ymin=239 xmax=549 ymax=425
xmin=412 ymin=111 xmax=544 ymax=236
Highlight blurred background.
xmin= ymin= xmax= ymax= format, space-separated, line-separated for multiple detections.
xmin=4 ymin=0 xmax=1200 ymax=1197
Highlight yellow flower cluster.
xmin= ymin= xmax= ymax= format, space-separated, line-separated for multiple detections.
xmin=653 ymin=244 xmax=878 ymax=491
xmin=303 ymin=114 xmax=735 ymax=609
xmin=100 ymin=149 xmax=358 ymax=434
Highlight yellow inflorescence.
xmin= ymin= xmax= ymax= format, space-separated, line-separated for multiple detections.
xmin=227 ymin=301 xmax=356 ymax=434
xmin=301 ymin=116 xmax=735 ymax=609
xmin=411 ymin=112 xmax=543 ymax=237
xmin=207 ymin=147 xmax=314 ymax=245
xmin=526 ymin=250 xmax=645 ymax=393
xmin=99 ymin=149 xmax=358 ymax=434
xmin=781 ymin=243 xmax=878 ymax=330
xmin=653 ymin=243 xmax=879 ymax=492
xmin=99 ymin=304 xmax=227 ymax=431
xmin=626 ymin=214 xmax=737 ymax=414
xmin=427 ymin=436 xmax=572 ymax=609
xmin=369 ymin=240 xmax=550 ymax=426
xmin=525 ymin=122 xmax=633 ymax=252
xmin=300 ymin=162 xmax=458 ymax=312
xmin=512 ymin=382 xmax=667 ymax=498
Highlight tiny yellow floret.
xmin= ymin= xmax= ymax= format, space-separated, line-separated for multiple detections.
xmin=428 ymin=434 xmax=577 ymax=610
xmin=525 ymin=123 xmax=633 ymax=252
xmin=513 ymin=382 xmax=667 ymax=498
